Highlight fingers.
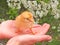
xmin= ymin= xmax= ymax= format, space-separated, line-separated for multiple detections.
xmin=32 ymin=24 xmax=42 ymax=34
xmin=32 ymin=23 xmax=50 ymax=35
xmin=19 ymin=35 xmax=52 ymax=42
xmin=36 ymin=23 xmax=50 ymax=35
xmin=41 ymin=23 xmax=50 ymax=35
xmin=34 ymin=35 xmax=52 ymax=42
xmin=0 ymin=25 xmax=18 ymax=39
xmin=6 ymin=35 xmax=52 ymax=45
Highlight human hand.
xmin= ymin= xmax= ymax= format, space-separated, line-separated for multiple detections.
xmin=0 ymin=20 xmax=18 ymax=39
xmin=22 ymin=23 xmax=50 ymax=35
xmin=6 ymin=34 xmax=52 ymax=45
xmin=32 ymin=23 xmax=50 ymax=35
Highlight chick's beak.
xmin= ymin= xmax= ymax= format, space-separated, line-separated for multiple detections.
xmin=28 ymin=18 xmax=34 ymax=23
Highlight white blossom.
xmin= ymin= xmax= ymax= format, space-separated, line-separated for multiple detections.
xmin=57 ymin=24 xmax=60 ymax=32
xmin=43 ymin=10 xmax=48 ymax=16
xmin=27 ymin=1 xmax=33 ymax=9
xmin=21 ymin=0 xmax=28 ymax=8
xmin=54 ymin=13 xmax=60 ymax=19
xmin=57 ymin=30 xmax=60 ymax=32
xmin=39 ymin=11 xmax=44 ymax=18
xmin=28 ymin=1 xmax=37 ymax=10
xmin=36 ymin=10 xmax=43 ymax=18
xmin=0 ymin=43 xmax=3 ymax=45
xmin=7 ymin=0 xmax=21 ymax=9
xmin=31 ymin=1 xmax=37 ymax=10
xmin=47 ymin=4 xmax=51 ymax=10
xmin=14 ymin=0 xmax=18 ymax=2
xmin=17 ymin=3 xmax=21 ymax=9
xmin=27 ymin=1 xmax=34 ymax=10
xmin=50 ymin=0 xmax=59 ymax=9
xmin=7 ymin=0 xmax=10 ymax=2
xmin=40 ymin=1 xmax=47 ymax=11
xmin=37 ymin=4 xmax=41 ymax=10
xmin=7 ymin=0 xmax=60 ymax=19
xmin=28 ymin=8 xmax=35 ymax=16
xmin=36 ymin=10 xmax=40 ymax=17
xmin=52 ymin=26 xmax=56 ymax=29
xmin=7 ymin=3 xmax=11 ymax=7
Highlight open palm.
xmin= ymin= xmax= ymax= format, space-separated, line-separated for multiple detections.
xmin=0 ymin=20 xmax=18 ymax=39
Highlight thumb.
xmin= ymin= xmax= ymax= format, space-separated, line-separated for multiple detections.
xmin=6 ymin=35 xmax=52 ymax=45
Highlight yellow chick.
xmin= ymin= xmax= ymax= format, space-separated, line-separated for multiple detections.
xmin=15 ymin=11 xmax=34 ymax=34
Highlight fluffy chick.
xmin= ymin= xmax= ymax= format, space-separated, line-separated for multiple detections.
xmin=15 ymin=11 xmax=34 ymax=34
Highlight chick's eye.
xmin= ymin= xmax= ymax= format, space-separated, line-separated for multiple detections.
xmin=26 ymin=18 xmax=29 ymax=20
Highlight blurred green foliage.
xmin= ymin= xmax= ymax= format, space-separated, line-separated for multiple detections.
xmin=36 ymin=0 xmax=41 ymax=3
xmin=36 ymin=11 xmax=60 ymax=45
xmin=0 ymin=0 xmax=8 ymax=19
xmin=43 ymin=0 xmax=50 ymax=3
xmin=36 ymin=0 xmax=50 ymax=3
xmin=37 ymin=6 xmax=60 ymax=45
xmin=7 ymin=8 xmax=18 ymax=19
xmin=0 ymin=0 xmax=18 ymax=20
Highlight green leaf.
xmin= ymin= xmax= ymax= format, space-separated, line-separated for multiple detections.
xmin=43 ymin=0 xmax=50 ymax=3
xmin=36 ymin=0 xmax=41 ymax=3
xmin=57 ymin=4 xmax=60 ymax=9
xmin=47 ymin=39 xmax=60 ymax=45
xmin=35 ymin=42 xmax=41 ymax=45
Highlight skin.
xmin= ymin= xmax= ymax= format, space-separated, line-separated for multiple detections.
xmin=6 ymin=34 xmax=52 ymax=45
xmin=0 ymin=20 xmax=51 ymax=45
xmin=0 ymin=20 xmax=19 ymax=39
xmin=0 ymin=20 xmax=50 ymax=39
xmin=32 ymin=23 xmax=50 ymax=35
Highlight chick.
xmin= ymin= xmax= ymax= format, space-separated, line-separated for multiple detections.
xmin=15 ymin=11 xmax=34 ymax=34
